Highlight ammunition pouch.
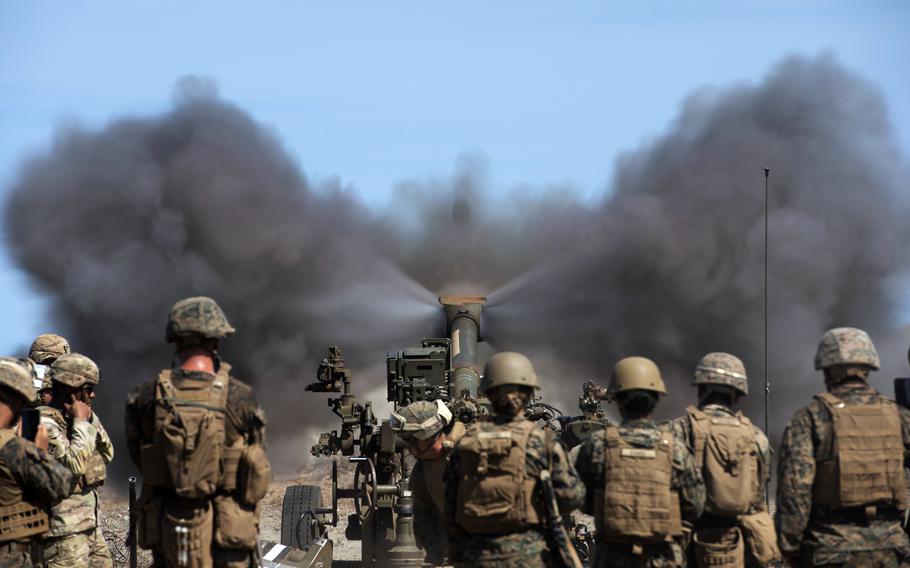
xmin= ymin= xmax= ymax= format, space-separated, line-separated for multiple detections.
xmin=220 ymin=447 xmax=243 ymax=492
xmin=737 ymin=511 xmax=781 ymax=566
xmin=237 ymin=444 xmax=271 ymax=506
xmin=0 ymin=502 xmax=49 ymax=542
xmin=213 ymin=494 xmax=259 ymax=551
xmin=79 ymin=452 xmax=107 ymax=490
xmin=161 ymin=498 xmax=213 ymax=568
xmin=693 ymin=527 xmax=744 ymax=568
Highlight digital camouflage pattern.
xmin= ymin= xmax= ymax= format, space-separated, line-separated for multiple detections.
xmin=165 ymin=296 xmax=236 ymax=342
xmin=813 ymin=327 xmax=880 ymax=370
xmin=28 ymin=334 xmax=70 ymax=365
xmin=444 ymin=416 xmax=585 ymax=568
xmin=693 ymin=353 xmax=749 ymax=395
xmin=125 ymin=363 xmax=267 ymax=566
xmin=0 ymin=432 xmax=73 ymax=568
xmin=38 ymin=526 xmax=112 ymax=568
xmin=777 ymin=381 xmax=910 ymax=564
xmin=38 ymin=407 xmax=114 ymax=538
xmin=0 ymin=358 xmax=36 ymax=401
xmin=393 ymin=400 xmax=451 ymax=441
xmin=575 ymin=419 xmax=705 ymax=568
xmin=49 ymin=353 xmax=98 ymax=388
xmin=410 ymin=421 xmax=465 ymax=565
xmin=672 ymin=404 xmax=771 ymax=511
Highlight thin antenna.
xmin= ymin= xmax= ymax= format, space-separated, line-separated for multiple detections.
xmin=763 ymin=166 xmax=770 ymax=509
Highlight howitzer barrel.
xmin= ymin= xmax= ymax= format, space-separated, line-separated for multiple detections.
xmin=440 ymin=295 xmax=486 ymax=398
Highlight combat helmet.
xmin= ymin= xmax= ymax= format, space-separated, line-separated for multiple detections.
xmin=29 ymin=333 xmax=70 ymax=365
xmin=480 ymin=352 xmax=540 ymax=395
xmin=814 ymin=327 xmax=880 ymax=371
xmin=694 ymin=352 xmax=748 ymax=395
xmin=0 ymin=357 xmax=37 ymax=402
xmin=50 ymin=353 xmax=99 ymax=388
xmin=610 ymin=356 xmax=667 ymax=395
xmin=166 ymin=296 xmax=235 ymax=342
xmin=391 ymin=400 xmax=453 ymax=440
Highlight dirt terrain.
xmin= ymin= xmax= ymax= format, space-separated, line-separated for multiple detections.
xmin=99 ymin=460 xmax=361 ymax=567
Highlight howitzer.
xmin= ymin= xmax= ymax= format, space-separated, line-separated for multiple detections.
xmin=527 ymin=380 xmax=612 ymax=449
xmin=280 ymin=296 xmax=487 ymax=567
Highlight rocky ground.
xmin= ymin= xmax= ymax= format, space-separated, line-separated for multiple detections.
xmin=99 ymin=459 xmax=361 ymax=567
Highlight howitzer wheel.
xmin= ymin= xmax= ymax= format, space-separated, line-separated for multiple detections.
xmin=352 ymin=457 xmax=378 ymax=522
xmin=280 ymin=485 xmax=323 ymax=550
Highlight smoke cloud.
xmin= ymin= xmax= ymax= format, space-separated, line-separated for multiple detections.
xmin=4 ymin=55 xmax=908 ymax=478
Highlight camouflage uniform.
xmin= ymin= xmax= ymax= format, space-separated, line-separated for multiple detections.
xmin=125 ymin=296 xmax=268 ymax=568
xmin=27 ymin=334 xmax=70 ymax=407
xmin=409 ymin=420 xmax=465 ymax=565
xmin=777 ymin=382 xmax=910 ymax=566
xmin=777 ymin=327 xmax=910 ymax=567
xmin=0 ymin=358 xmax=73 ymax=567
xmin=445 ymin=415 xmax=585 ymax=568
xmin=576 ymin=419 xmax=705 ymax=568
xmin=36 ymin=354 xmax=113 ymax=568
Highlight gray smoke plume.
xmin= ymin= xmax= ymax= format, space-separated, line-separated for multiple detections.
xmin=4 ymin=56 xmax=909 ymax=478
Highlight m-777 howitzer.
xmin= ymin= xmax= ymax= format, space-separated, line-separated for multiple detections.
xmin=526 ymin=380 xmax=613 ymax=449
xmin=278 ymin=296 xmax=488 ymax=568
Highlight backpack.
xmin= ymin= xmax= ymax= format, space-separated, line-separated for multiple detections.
xmin=687 ymin=406 xmax=758 ymax=517
xmin=141 ymin=370 xmax=229 ymax=498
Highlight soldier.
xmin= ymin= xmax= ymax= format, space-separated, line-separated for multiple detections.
xmin=674 ymin=353 xmax=780 ymax=567
xmin=0 ymin=358 xmax=73 ymax=567
xmin=444 ymin=351 xmax=585 ymax=568
xmin=126 ymin=296 xmax=271 ymax=568
xmin=35 ymin=352 xmax=114 ymax=567
xmin=390 ymin=399 xmax=466 ymax=565
xmin=777 ymin=328 xmax=910 ymax=566
xmin=575 ymin=356 xmax=705 ymax=568
xmin=27 ymin=334 xmax=70 ymax=407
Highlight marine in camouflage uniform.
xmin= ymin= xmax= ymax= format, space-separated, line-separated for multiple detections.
xmin=0 ymin=358 xmax=73 ymax=567
xmin=576 ymin=357 xmax=705 ymax=568
xmin=125 ymin=296 xmax=270 ymax=568
xmin=673 ymin=353 xmax=779 ymax=567
xmin=777 ymin=327 xmax=910 ymax=567
xmin=27 ymin=334 xmax=70 ymax=408
xmin=444 ymin=352 xmax=585 ymax=568
xmin=35 ymin=353 xmax=114 ymax=568
xmin=390 ymin=399 xmax=466 ymax=565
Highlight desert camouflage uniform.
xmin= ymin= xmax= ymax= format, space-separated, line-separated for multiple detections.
xmin=777 ymin=381 xmax=910 ymax=567
xmin=125 ymin=364 xmax=267 ymax=568
xmin=0 ymin=429 xmax=73 ymax=567
xmin=37 ymin=408 xmax=114 ymax=568
xmin=410 ymin=421 xmax=465 ymax=565
xmin=444 ymin=416 xmax=585 ymax=568
xmin=575 ymin=419 xmax=705 ymax=568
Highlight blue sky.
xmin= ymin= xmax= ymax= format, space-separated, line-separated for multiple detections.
xmin=1 ymin=1 xmax=908 ymax=354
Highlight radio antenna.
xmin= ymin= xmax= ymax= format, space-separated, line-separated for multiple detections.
xmin=763 ymin=166 xmax=771 ymax=508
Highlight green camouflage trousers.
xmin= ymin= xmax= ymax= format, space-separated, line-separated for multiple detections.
xmin=39 ymin=526 xmax=113 ymax=568
xmin=799 ymin=549 xmax=901 ymax=568
xmin=0 ymin=548 xmax=31 ymax=568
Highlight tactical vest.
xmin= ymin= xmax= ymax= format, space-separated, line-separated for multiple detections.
xmin=596 ymin=425 xmax=682 ymax=543
xmin=139 ymin=369 xmax=230 ymax=499
xmin=0 ymin=429 xmax=50 ymax=543
xmin=686 ymin=406 xmax=761 ymax=517
xmin=812 ymin=392 xmax=905 ymax=509
xmin=39 ymin=407 xmax=107 ymax=491
xmin=455 ymin=419 xmax=545 ymax=533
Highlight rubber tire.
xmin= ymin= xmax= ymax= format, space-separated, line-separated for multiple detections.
xmin=280 ymin=485 xmax=323 ymax=550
